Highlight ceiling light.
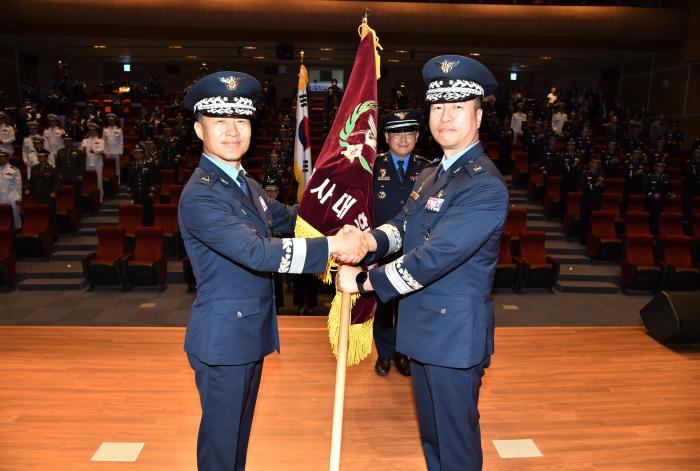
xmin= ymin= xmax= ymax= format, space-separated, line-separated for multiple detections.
xmin=253 ymin=56 xmax=265 ymax=60
xmin=520 ymin=64 xmax=527 ymax=68
xmin=243 ymin=45 xmax=257 ymax=50
xmin=185 ymin=55 xmax=198 ymax=59
xmin=469 ymin=52 xmax=480 ymax=57
xmin=93 ymin=45 xmax=107 ymax=49
xmin=320 ymin=57 xmax=331 ymax=61
xmin=395 ymin=49 xmax=408 ymax=54
xmin=320 ymin=47 xmax=334 ymax=52
xmin=169 ymin=45 xmax=183 ymax=49
xmin=388 ymin=59 xmax=399 ymax=63
xmin=540 ymin=56 xmax=552 ymax=60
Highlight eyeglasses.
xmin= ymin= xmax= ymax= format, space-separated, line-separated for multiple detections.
xmin=389 ymin=131 xmax=418 ymax=139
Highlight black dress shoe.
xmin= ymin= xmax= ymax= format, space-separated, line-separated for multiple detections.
xmin=374 ymin=357 xmax=391 ymax=377
xmin=394 ymin=355 xmax=412 ymax=376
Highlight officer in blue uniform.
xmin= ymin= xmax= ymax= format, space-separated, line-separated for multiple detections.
xmin=339 ymin=55 xmax=508 ymax=471
xmin=373 ymin=109 xmax=434 ymax=377
xmin=178 ymin=71 xmax=366 ymax=471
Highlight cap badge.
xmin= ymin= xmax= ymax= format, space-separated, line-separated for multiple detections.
xmin=395 ymin=111 xmax=408 ymax=119
xmin=220 ymin=75 xmax=243 ymax=91
xmin=436 ymin=60 xmax=459 ymax=74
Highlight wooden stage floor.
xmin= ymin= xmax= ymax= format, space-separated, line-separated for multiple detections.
xmin=1 ymin=318 xmax=699 ymax=470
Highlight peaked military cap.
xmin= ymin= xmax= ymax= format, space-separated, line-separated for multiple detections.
xmin=184 ymin=71 xmax=260 ymax=118
xmin=654 ymin=160 xmax=666 ymax=167
xmin=36 ymin=148 xmax=50 ymax=156
xmin=106 ymin=113 xmax=117 ymax=120
xmin=263 ymin=181 xmax=280 ymax=191
xmin=422 ymin=55 xmax=497 ymax=103
xmin=87 ymin=122 xmax=100 ymax=130
xmin=32 ymin=136 xmax=44 ymax=142
xmin=62 ymin=135 xmax=73 ymax=141
xmin=47 ymin=113 xmax=59 ymax=121
xmin=382 ymin=109 xmax=421 ymax=132
xmin=0 ymin=111 xmax=8 ymax=119
xmin=0 ymin=150 xmax=8 ymax=157
xmin=28 ymin=120 xmax=40 ymax=128
xmin=132 ymin=145 xmax=145 ymax=153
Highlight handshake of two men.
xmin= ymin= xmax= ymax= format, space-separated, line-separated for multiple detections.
xmin=326 ymin=225 xmax=376 ymax=293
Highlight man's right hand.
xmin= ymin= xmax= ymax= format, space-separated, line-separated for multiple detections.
xmin=339 ymin=224 xmax=378 ymax=252
xmin=328 ymin=227 xmax=368 ymax=265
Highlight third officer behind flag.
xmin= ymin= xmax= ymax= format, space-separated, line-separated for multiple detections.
xmin=373 ymin=109 xmax=434 ymax=377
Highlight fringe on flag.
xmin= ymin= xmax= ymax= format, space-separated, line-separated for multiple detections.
xmin=294 ymin=215 xmax=374 ymax=366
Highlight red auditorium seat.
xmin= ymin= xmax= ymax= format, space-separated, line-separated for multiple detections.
xmin=124 ymin=226 xmax=167 ymax=290
xmin=657 ymin=212 xmax=685 ymax=238
xmin=657 ymin=235 xmax=700 ymax=291
xmin=511 ymin=151 xmax=529 ymax=186
xmin=0 ymin=204 xmax=14 ymax=231
xmin=81 ymin=170 xmax=101 ymax=212
xmin=118 ymin=203 xmax=143 ymax=238
xmin=622 ymin=211 xmax=650 ymax=237
xmin=102 ymin=157 xmax=119 ymax=197
xmin=600 ymin=192 xmax=623 ymax=224
xmin=513 ymin=230 xmax=560 ymax=292
xmin=626 ymin=194 xmax=645 ymax=213
xmin=563 ymin=192 xmax=582 ymax=237
xmin=81 ymin=226 xmax=129 ymax=290
xmin=587 ymin=210 xmax=622 ymax=262
xmin=55 ymin=185 xmax=80 ymax=233
xmin=620 ymin=234 xmax=663 ymax=293
xmin=153 ymin=204 xmax=181 ymax=258
xmin=15 ymin=204 xmax=53 ymax=257
xmin=0 ymin=229 xmax=16 ymax=289
xmin=493 ymin=231 xmax=519 ymax=291
xmin=505 ymin=208 xmax=527 ymax=240
xmin=543 ymin=176 xmax=562 ymax=217
xmin=526 ymin=164 xmax=544 ymax=201
xmin=169 ymin=185 xmax=184 ymax=205
xmin=606 ymin=178 xmax=625 ymax=194
xmin=159 ymin=169 xmax=175 ymax=203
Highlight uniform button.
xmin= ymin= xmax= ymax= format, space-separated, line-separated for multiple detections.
xmin=440 ymin=308 xmax=447 ymax=315
xmin=237 ymin=311 xmax=243 ymax=318
xmin=400 ymin=200 xmax=405 ymax=205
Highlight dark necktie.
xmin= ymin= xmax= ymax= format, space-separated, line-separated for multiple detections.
xmin=236 ymin=171 xmax=251 ymax=201
xmin=436 ymin=164 xmax=446 ymax=181
xmin=397 ymin=160 xmax=406 ymax=183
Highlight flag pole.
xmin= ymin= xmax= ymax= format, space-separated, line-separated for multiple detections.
xmin=329 ymin=290 xmax=352 ymax=471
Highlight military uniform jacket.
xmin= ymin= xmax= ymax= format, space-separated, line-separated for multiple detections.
xmin=29 ymin=163 xmax=60 ymax=203
xmin=0 ymin=163 xmax=22 ymax=204
xmin=365 ymin=143 xmax=509 ymax=369
xmin=0 ymin=124 xmax=15 ymax=155
xmin=102 ymin=126 xmax=124 ymax=155
xmin=178 ymin=156 xmax=330 ymax=366
xmin=373 ymin=151 xmax=434 ymax=227
xmin=56 ymin=147 xmax=86 ymax=183
xmin=43 ymin=127 xmax=65 ymax=161
xmin=126 ymin=159 xmax=157 ymax=199
xmin=643 ymin=172 xmax=672 ymax=199
xmin=81 ymin=137 xmax=104 ymax=168
xmin=23 ymin=134 xmax=45 ymax=164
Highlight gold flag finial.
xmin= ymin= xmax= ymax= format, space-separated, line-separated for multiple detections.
xmin=362 ymin=7 xmax=370 ymax=24
xmin=300 ymin=50 xmax=305 ymax=64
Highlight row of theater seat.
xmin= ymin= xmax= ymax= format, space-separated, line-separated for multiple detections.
xmin=494 ymin=230 xmax=560 ymax=293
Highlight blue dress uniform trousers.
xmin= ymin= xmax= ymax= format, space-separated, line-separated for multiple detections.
xmin=365 ymin=142 xmax=509 ymax=470
xmin=179 ymin=156 xmax=330 ymax=470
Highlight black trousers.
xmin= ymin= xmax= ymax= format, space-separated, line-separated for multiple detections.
xmin=373 ymin=298 xmax=400 ymax=360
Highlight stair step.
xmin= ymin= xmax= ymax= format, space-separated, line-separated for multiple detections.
xmin=555 ymin=280 xmax=620 ymax=294
xmin=98 ymin=209 xmax=118 ymax=216
xmin=54 ymin=236 xmax=97 ymax=252
xmin=80 ymin=216 xmax=118 ymax=228
xmin=551 ymin=254 xmax=591 ymax=265
xmin=18 ymin=277 xmax=87 ymax=291
xmin=51 ymin=250 xmax=88 ymax=261
xmin=545 ymin=240 xmax=585 ymax=255
xmin=16 ymin=261 xmax=84 ymax=280
xmin=77 ymin=227 xmax=97 ymax=236
xmin=526 ymin=221 xmax=564 ymax=231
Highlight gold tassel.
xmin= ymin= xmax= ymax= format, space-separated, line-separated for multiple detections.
xmin=358 ymin=22 xmax=383 ymax=80
xmin=327 ymin=292 xmax=374 ymax=366
xmin=294 ymin=215 xmax=374 ymax=366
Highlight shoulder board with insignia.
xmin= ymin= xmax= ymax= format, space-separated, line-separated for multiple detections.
xmin=196 ymin=173 xmax=215 ymax=186
xmin=465 ymin=160 xmax=486 ymax=176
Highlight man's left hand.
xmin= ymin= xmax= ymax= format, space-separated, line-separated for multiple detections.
xmin=337 ymin=265 xmax=362 ymax=293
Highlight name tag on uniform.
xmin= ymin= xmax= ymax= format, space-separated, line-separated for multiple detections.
xmin=426 ymin=196 xmax=444 ymax=212
xmin=377 ymin=175 xmax=390 ymax=181
xmin=258 ymin=196 xmax=268 ymax=212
